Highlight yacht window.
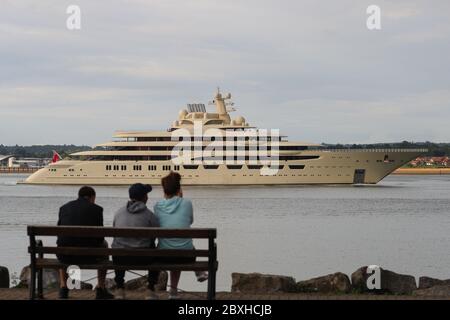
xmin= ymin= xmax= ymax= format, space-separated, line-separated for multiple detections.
xmin=289 ymin=165 xmax=305 ymax=169
xmin=183 ymin=165 xmax=199 ymax=169
xmin=204 ymin=165 xmax=219 ymax=169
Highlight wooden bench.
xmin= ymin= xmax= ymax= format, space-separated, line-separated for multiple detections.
xmin=27 ymin=225 xmax=218 ymax=300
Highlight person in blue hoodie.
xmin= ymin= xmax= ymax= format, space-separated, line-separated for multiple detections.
xmin=154 ymin=171 xmax=208 ymax=299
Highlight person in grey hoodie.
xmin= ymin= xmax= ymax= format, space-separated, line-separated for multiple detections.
xmin=112 ymin=183 xmax=159 ymax=300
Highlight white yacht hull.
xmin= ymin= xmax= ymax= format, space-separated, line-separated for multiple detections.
xmin=23 ymin=149 xmax=425 ymax=185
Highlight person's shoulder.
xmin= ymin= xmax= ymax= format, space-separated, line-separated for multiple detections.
xmin=60 ymin=199 xmax=77 ymax=210
xmin=89 ymin=202 xmax=103 ymax=212
xmin=181 ymin=198 xmax=193 ymax=206
xmin=180 ymin=198 xmax=193 ymax=211
xmin=78 ymin=199 xmax=103 ymax=215
xmin=153 ymin=200 xmax=163 ymax=212
xmin=145 ymin=207 xmax=157 ymax=217
xmin=114 ymin=205 xmax=127 ymax=216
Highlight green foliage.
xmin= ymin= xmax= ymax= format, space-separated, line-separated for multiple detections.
xmin=0 ymin=145 xmax=92 ymax=158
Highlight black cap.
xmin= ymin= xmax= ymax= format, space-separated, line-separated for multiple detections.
xmin=129 ymin=183 xmax=152 ymax=200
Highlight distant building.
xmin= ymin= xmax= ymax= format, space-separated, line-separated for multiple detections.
xmin=0 ymin=156 xmax=50 ymax=168
xmin=0 ymin=155 xmax=14 ymax=167
xmin=409 ymin=156 xmax=449 ymax=167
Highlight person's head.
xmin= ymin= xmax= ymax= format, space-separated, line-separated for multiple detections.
xmin=161 ymin=171 xmax=182 ymax=198
xmin=128 ymin=183 xmax=152 ymax=203
xmin=78 ymin=186 xmax=96 ymax=203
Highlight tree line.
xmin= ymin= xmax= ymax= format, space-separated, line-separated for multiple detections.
xmin=1 ymin=141 xmax=449 ymax=158
xmin=0 ymin=145 xmax=92 ymax=158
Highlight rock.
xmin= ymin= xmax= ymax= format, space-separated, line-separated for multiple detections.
xmin=155 ymin=271 xmax=168 ymax=291
xmin=296 ymin=272 xmax=351 ymax=293
xmin=17 ymin=266 xmax=59 ymax=289
xmin=351 ymin=266 xmax=417 ymax=295
xmin=104 ymin=278 xmax=117 ymax=290
xmin=125 ymin=271 xmax=168 ymax=291
xmin=0 ymin=266 xmax=9 ymax=288
xmin=124 ymin=276 xmax=146 ymax=291
xmin=79 ymin=282 xmax=94 ymax=290
xmin=413 ymin=285 xmax=450 ymax=297
xmin=231 ymin=273 xmax=297 ymax=293
xmin=16 ymin=266 xmax=92 ymax=290
xmin=418 ymin=276 xmax=450 ymax=289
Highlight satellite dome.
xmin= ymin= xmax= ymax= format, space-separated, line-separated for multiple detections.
xmin=178 ymin=109 xmax=188 ymax=119
xmin=234 ymin=116 xmax=245 ymax=125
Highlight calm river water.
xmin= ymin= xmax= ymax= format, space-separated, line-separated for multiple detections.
xmin=0 ymin=174 xmax=449 ymax=291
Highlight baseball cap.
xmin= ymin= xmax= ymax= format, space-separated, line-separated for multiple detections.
xmin=129 ymin=183 xmax=152 ymax=200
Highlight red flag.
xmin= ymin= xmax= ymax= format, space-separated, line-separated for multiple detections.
xmin=52 ymin=150 xmax=62 ymax=163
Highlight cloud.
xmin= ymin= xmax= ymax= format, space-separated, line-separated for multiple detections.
xmin=0 ymin=0 xmax=449 ymax=145
xmin=274 ymin=89 xmax=450 ymax=144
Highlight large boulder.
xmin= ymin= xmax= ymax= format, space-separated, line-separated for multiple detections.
xmin=231 ymin=273 xmax=297 ymax=293
xmin=413 ymin=285 xmax=450 ymax=297
xmin=17 ymin=266 xmax=92 ymax=290
xmin=418 ymin=276 xmax=450 ymax=289
xmin=296 ymin=272 xmax=351 ymax=293
xmin=351 ymin=266 xmax=417 ymax=295
xmin=0 ymin=266 xmax=9 ymax=288
xmin=18 ymin=266 xmax=59 ymax=289
xmin=351 ymin=266 xmax=373 ymax=293
xmin=104 ymin=278 xmax=117 ymax=290
xmin=124 ymin=271 xmax=168 ymax=291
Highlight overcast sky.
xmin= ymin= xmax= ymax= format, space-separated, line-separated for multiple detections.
xmin=1 ymin=0 xmax=449 ymax=146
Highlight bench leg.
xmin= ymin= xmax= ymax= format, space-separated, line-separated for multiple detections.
xmin=211 ymin=269 xmax=216 ymax=300
xmin=207 ymin=269 xmax=216 ymax=300
xmin=37 ymin=268 xmax=44 ymax=299
xmin=207 ymin=278 xmax=212 ymax=300
xmin=212 ymin=270 xmax=216 ymax=300
xmin=29 ymin=266 xmax=36 ymax=300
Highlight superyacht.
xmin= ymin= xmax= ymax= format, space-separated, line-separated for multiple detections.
xmin=24 ymin=90 xmax=425 ymax=185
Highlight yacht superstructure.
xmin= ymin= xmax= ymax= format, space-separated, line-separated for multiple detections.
xmin=24 ymin=90 xmax=425 ymax=185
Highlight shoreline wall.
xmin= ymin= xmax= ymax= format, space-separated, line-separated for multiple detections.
xmin=393 ymin=168 xmax=450 ymax=175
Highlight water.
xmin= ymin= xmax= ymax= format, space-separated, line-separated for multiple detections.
xmin=0 ymin=174 xmax=449 ymax=291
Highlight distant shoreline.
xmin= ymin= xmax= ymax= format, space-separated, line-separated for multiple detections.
xmin=393 ymin=168 xmax=450 ymax=175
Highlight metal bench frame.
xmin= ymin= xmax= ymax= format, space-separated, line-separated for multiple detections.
xmin=27 ymin=225 xmax=218 ymax=300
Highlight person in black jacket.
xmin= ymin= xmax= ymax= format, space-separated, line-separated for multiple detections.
xmin=57 ymin=186 xmax=113 ymax=299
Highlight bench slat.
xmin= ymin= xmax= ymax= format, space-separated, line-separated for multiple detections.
xmin=28 ymin=225 xmax=216 ymax=239
xmin=35 ymin=258 xmax=217 ymax=271
xmin=30 ymin=246 xmax=210 ymax=257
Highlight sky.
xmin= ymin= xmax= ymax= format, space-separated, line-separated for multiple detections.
xmin=1 ymin=0 xmax=449 ymax=146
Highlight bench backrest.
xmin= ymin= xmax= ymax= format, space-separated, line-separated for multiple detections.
xmin=28 ymin=225 xmax=216 ymax=238
xmin=27 ymin=225 xmax=217 ymax=259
